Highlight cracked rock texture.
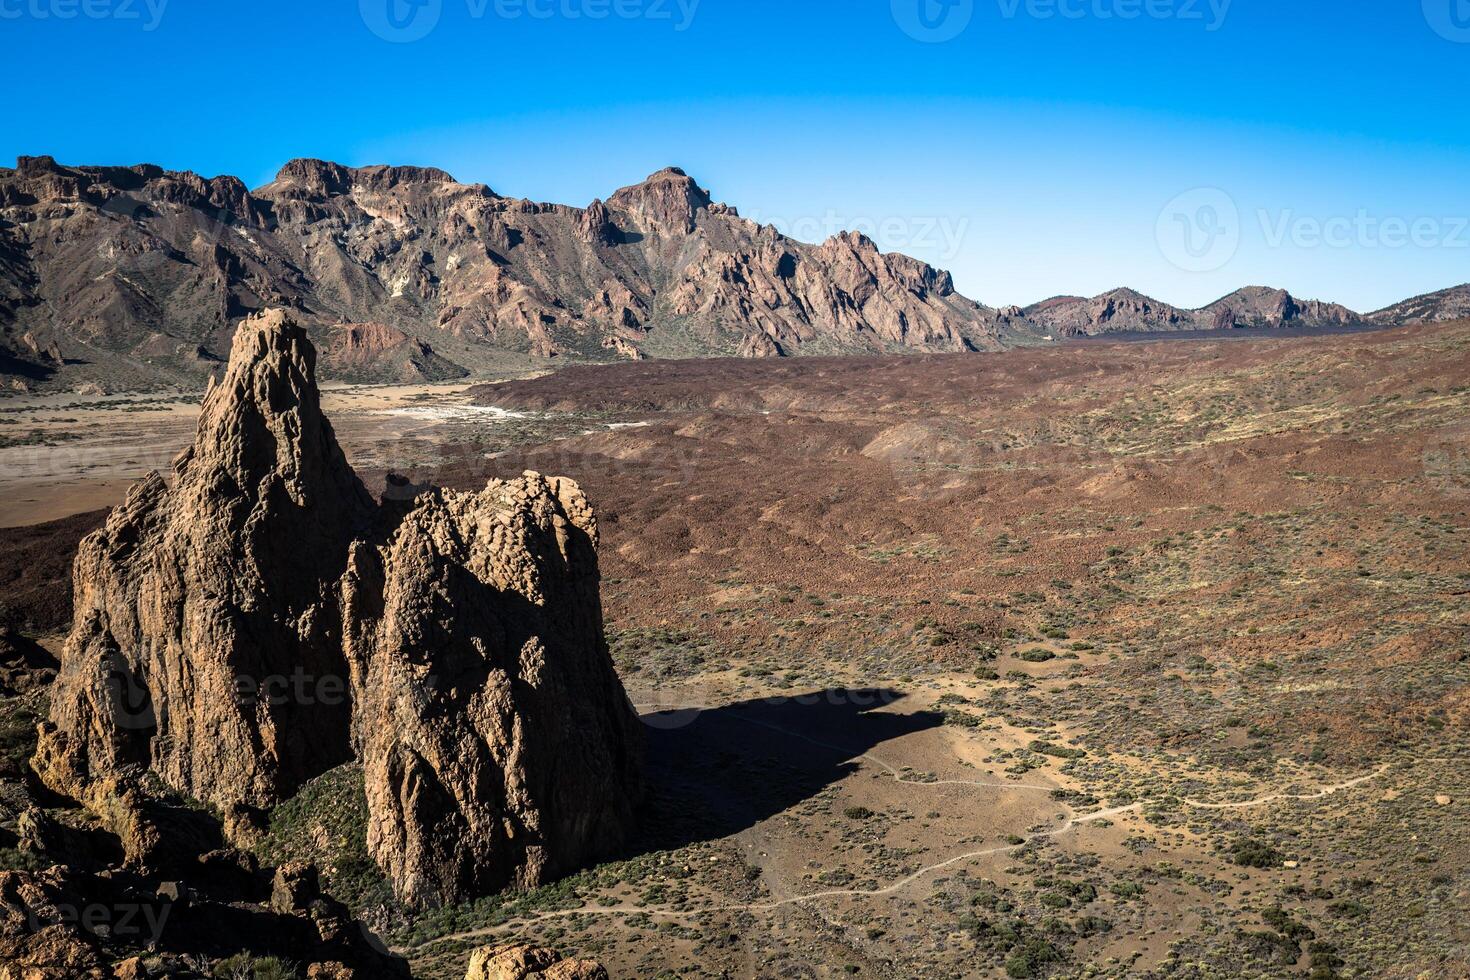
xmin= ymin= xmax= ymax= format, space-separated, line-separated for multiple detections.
xmin=37 ymin=309 xmax=374 ymax=813
xmin=34 ymin=309 xmax=641 ymax=907
xmin=342 ymin=474 xmax=643 ymax=907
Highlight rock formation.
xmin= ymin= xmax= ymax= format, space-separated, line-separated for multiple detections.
xmin=33 ymin=310 xmax=643 ymax=907
xmin=0 ymin=627 xmax=56 ymax=697
xmin=36 ymin=310 xmax=375 ymax=815
xmin=320 ymin=321 xmax=470 ymax=383
xmin=465 ymin=944 xmax=609 ymax=980
xmin=341 ymin=476 xmax=643 ymax=907
xmin=0 ymin=868 xmax=111 ymax=979
xmin=1023 ymin=287 xmax=1194 ymax=337
xmin=1200 ymin=286 xmax=1360 ymax=330
xmin=9 ymin=154 xmax=1461 ymax=390
xmin=0 ymin=859 xmax=410 ymax=979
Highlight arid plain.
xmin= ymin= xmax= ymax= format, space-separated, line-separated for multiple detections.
xmin=2 ymin=322 xmax=1467 ymax=979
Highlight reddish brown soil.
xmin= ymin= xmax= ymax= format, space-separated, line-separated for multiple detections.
xmin=0 ymin=508 xmax=106 ymax=633
xmin=456 ymin=322 xmax=1470 ymax=759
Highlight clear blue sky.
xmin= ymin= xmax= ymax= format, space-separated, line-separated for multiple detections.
xmin=4 ymin=0 xmax=1467 ymax=311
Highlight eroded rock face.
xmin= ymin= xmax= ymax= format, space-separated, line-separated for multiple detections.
xmin=0 ymin=860 xmax=410 ymax=979
xmin=37 ymin=309 xmax=376 ymax=814
xmin=342 ymin=476 xmax=643 ymax=907
xmin=35 ymin=309 xmax=642 ymax=908
xmin=465 ymin=943 xmax=609 ymax=980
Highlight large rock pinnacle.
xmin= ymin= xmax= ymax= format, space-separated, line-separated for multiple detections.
xmin=37 ymin=310 xmax=375 ymax=814
xmin=34 ymin=309 xmax=643 ymax=905
xmin=342 ymin=476 xmax=643 ymax=907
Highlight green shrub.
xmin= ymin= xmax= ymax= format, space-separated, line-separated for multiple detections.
xmin=1004 ymin=937 xmax=1061 ymax=978
xmin=1227 ymin=838 xmax=1285 ymax=869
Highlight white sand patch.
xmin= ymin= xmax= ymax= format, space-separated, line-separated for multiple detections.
xmin=381 ymin=405 xmax=532 ymax=423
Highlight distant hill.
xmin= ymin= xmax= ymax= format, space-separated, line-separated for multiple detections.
xmin=1369 ymin=283 xmax=1470 ymax=326
xmin=1023 ymin=286 xmax=1363 ymax=338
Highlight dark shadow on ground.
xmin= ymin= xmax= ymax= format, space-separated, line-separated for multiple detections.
xmin=0 ymin=351 xmax=56 ymax=382
xmin=633 ymin=688 xmax=940 ymax=854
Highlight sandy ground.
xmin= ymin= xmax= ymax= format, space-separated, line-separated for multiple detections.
xmin=0 ymin=381 xmax=542 ymax=527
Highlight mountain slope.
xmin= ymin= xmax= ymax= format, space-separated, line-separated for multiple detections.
xmin=0 ymin=157 xmax=1006 ymax=389
xmin=1 ymin=155 xmax=1444 ymax=392
xmin=1022 ymin=287 xmax=1196 ymax=337
xmin=1369 ymin=283 xmax=1470 ymax=325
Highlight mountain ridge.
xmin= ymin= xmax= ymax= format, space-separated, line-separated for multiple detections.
xmin=0 ymin=154 xmax=1462 ymax=391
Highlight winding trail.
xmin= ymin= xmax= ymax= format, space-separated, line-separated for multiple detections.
xmin=404 ymin=704 xmax=1391 ymax=955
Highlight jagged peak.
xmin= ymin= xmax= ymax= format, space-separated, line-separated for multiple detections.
xmin=1098 ymin=286 xmax=1157 ymax=302
xmin=1206 ymin=285 xmax=1291 ymax=304
xmin=607 ymin=166 xmax=714 ymax=233
xmin=193 ymin=309 xmax=371 ymax=512
xmin=1024 ymin=295 xmax=1088 ymax=313
xmin=826 ymin=229 xmax=878 ymax=251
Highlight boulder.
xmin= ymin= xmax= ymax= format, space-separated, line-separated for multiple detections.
xmin=34 ymin=309 xmax=643 ymax=910
xmin=465 ymin=944 xmax=609 ymax=980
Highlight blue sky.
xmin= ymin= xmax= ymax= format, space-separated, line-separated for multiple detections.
xmin=3 ymin=0 xmax=1467 ymax=311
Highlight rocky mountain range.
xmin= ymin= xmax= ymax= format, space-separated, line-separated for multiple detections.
xmin=1 ymin=154 xmax=1465 ymax=390
xmin=0 ymin=156 xmax=1004 ymax=389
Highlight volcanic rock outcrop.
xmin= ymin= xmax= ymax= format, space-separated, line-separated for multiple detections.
xmin=341 ymin=476 xmax=643 ymax=907
xmin=1370 ymin=282 xmax=1470 ymax=325
xmin=465 ymin=943 xmax=609 ymax=980
xmin=0 ymin=859 xmax=411 ymax=979
xmin=1021 ymin=286 xmax=1364 ymax=337
xmin=36 ymin=309 xmax=376 ymax=814
xmin=33 ymin=310 xmax=643 ymax=907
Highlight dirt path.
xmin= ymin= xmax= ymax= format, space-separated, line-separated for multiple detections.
xmin=405 ymin=708 xmax=1390 ymax=955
